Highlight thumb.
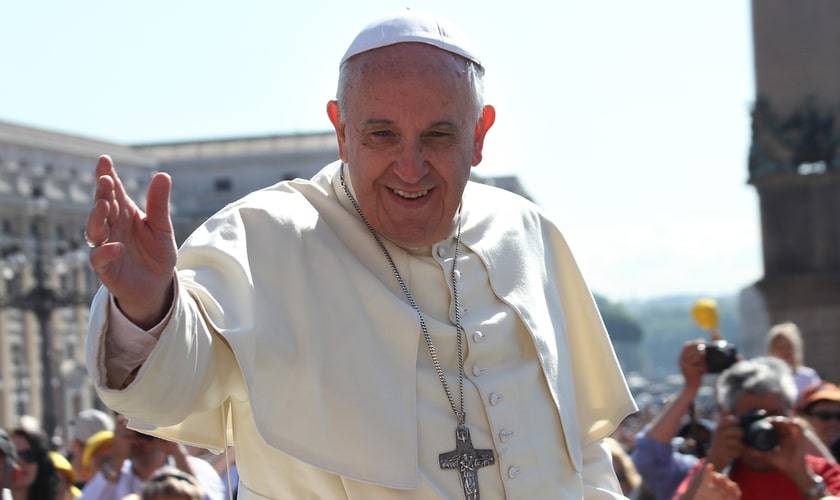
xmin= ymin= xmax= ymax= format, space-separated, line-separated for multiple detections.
xmin=145 ymin=172 xmax=173 ymax=233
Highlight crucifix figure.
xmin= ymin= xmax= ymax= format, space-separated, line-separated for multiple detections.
xmin=439 ymin=424 xmax=496 ymax=500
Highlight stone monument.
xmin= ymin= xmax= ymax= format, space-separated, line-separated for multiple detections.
xmin=740 ymin=0 xmax=840 ymax=381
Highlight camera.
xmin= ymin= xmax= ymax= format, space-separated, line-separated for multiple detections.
xmin=739 ymin=409 xmax=779 ymax=451
xmin=701 ymin=340 xmax=738 ymax=374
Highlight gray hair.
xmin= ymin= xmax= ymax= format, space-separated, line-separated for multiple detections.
xmin=716 ymin=356 xmax=797 ymax=413
xmin=336 ymin=51 xmax=485 ymax=122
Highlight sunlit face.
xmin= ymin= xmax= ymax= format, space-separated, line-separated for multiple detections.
xmin=734 ymin=392 xmax=791 ymax=471
xmin=768 ymin=336 xmax=795 ymax=367
xmin=328 ymin=43 xmax=495 ymax=247
xmin=10 ymin=435 xmax=36 ymax=489
xmin=804 ymin=400 xmax=840 ymax=448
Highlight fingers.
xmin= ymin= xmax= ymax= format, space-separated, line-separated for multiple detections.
xmin=705 ymin=467 xmax=742 ymax=499
xmin=145 ymin=172 xmax=173 ymax=234
xmin=96 ymin=155 xmax=139 ymax=222
xmin=85 ymin=197 xmax=111 ymax=246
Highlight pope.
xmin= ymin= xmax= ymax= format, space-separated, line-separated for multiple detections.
xmin=84 ymin=11 xmax=636 ymax=499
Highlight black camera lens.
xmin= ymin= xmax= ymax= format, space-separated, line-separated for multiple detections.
xmin=739 ymin=409 xmax=779 ymax=451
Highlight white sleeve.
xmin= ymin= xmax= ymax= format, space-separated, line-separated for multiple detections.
xmin=86 ymin=276 xmax=240 ymax=436
xmin=186 ymin=456 xmax=226 ymax=500
xmin=582 ymin=439 xmax=628 ymax=499
xmin=79 ymin=472 xmax=116 ymax=500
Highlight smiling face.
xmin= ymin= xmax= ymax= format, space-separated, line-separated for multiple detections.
xmin=328 ymin=43 xmax=495 ymax=247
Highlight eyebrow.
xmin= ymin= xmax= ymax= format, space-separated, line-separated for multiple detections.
xmin=361 ymin=119 xmax=394 ymax=127
xmin=359 ymin=120 xmax=460 ymax=129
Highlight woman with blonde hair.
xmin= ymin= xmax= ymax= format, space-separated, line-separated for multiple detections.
xmin=766 ymin=322 xmax=820 ymax=398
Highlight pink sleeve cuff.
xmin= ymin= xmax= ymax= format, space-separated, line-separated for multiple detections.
xmin=103 ymin=281 xmax=177 ymax=387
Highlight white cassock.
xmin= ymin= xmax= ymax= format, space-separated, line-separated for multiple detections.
xmin=86 ymin=161 xmax=637 ymax=499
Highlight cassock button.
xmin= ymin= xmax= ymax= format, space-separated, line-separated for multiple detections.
xmin=489 ymin=392 xmax=503 ymax=405
xmin=507 ymin=466 xmax=520 ymax=479
xmin=436 ymin=245 xmax=448 ymax=258
xmin=472 ymin=331 xmax=485 ymax=343
xmin=499 ymin=429 xmax=514 ymax=442
xmin=472 ymin=365 xmax=483 ymax=377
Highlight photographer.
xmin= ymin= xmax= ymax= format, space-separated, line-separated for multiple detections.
xmin=674 ymin=357 xmax=840 ymax=499
xmin=631 ymin=341 xmax=706 ymax=499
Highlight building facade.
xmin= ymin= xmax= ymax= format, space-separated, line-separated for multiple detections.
xmin=0 ymin=121 xmax=158 ymax=435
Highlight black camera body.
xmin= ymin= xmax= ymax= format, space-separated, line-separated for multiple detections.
xmin=702 ymin=340 xmax=738 ymax=374
xmin=739 ymin=409 xmax=779 ymax=451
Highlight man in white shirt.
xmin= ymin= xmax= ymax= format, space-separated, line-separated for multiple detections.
xmin=85 ymin=11 xmax=636 ymax=499
xmin=81 ymin=415 xmax=223 ymax=500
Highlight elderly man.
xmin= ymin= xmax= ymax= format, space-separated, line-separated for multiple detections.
xmin=84 ymin=12 xmax=635 ymax=499
xmin=674 ymin=357 xmax=840 ymax=499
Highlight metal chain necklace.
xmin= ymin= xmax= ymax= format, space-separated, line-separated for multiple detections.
xmin=339 ymin=165 xmax=494 ymax=500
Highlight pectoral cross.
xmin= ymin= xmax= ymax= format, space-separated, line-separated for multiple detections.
xmin=439 ymin=424 xmax=495 ymax=500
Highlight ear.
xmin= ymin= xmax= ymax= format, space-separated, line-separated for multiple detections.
xmin=470 ymin=105 xmax=496 ymax=166
xmin=327 ymin=100 xmax=349 ymax=162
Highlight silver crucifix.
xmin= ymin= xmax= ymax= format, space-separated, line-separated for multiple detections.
xmin=439 ymin=424 xmax=495 ymax=500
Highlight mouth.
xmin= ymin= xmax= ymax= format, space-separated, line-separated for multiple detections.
xmin=391 ymin=188 xmax=431 ymax=200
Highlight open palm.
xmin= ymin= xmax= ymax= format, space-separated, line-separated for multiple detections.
xmin=86 ymin=155 xmax=177 ymax=328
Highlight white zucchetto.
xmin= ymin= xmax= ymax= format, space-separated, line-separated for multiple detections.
xmin=340 ymin=10 xmax=482 ymax=69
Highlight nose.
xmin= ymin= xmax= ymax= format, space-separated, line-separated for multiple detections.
xmin=392 ymin=139 xmax=428 ymax=184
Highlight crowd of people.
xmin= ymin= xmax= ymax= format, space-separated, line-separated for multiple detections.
xmin=608 ymin=321 xmax=840 ymax=499
xmin=0 ymin=410 xmax=233 ymax=499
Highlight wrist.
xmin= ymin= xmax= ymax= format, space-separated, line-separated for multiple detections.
xmin=793 ymin=469 xmax=824 ymax=499
xmin=680 ymin=384 xmax=701 ymax=399
xmin=116 ymin=277 xmax=175 ymax=329
xmin=707 ymin=453 xmax=731 ymax=471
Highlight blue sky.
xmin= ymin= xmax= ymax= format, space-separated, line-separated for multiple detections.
xmin=0 ymin=0 xmax=759 ymax=300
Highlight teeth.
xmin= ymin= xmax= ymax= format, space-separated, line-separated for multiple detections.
xmin=393 ymin=188 xmax=428 ymax=199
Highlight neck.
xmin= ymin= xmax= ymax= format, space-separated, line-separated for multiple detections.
xmin=11 ymin=487 xmax=26 ymax=500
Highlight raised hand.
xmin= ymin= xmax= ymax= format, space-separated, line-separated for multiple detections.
xmin=707 ymin=412 xmax=745 ymax=471
xmin=679 ymin=463 xmax=742 ymax=500
xmin=746 ymin=417 xmax=820 ymax=494
xmin=680 ymin=340 xmax=708 ymax=391
xmin=86 ymin=155 xmax=177 ymax=328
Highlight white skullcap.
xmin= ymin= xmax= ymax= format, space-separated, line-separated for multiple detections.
xmin=340 ymin=10 xmax=482 ymax=69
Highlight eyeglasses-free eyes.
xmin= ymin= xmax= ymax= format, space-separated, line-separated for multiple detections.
xmin=808 ymin=411 xmax=840 ymax=422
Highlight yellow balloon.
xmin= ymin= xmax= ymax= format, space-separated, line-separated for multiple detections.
xmin=692 ymin=298 xmax=719 ymax=331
